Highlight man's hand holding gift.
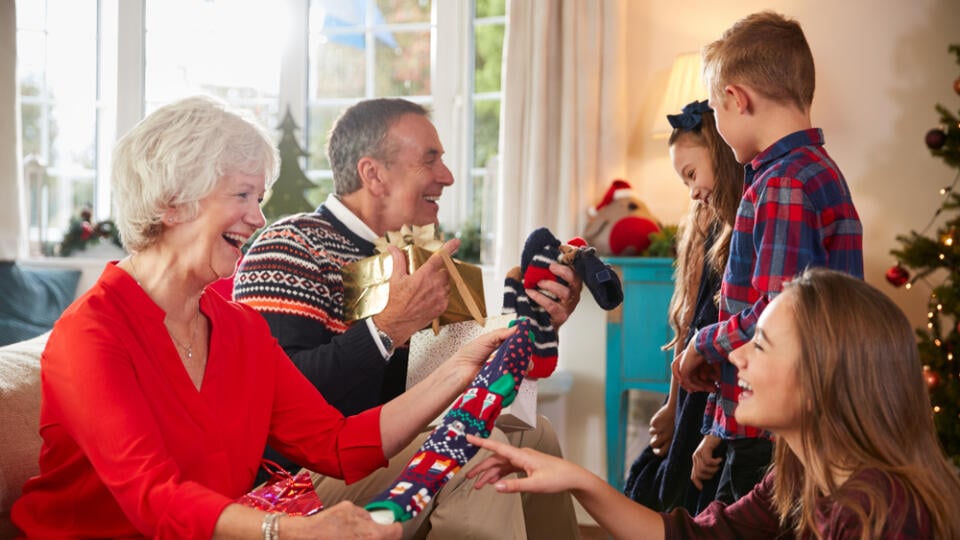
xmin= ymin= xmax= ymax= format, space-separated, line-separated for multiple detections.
xmin=372 ymin=238 xmax=459 ymax=347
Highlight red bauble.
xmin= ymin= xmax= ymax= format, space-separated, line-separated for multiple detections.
xmin=885 ymin=264 xmax=910 ymax=287
xmin=925 ymin=128 xmax=947 ymax=150
xmin=954 ymin=76 xmax=960 ymax=96
xmin=923 ymin=366 xmax=941 ymax=389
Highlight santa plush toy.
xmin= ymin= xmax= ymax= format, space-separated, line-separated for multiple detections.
xmin=582 ymin=179 xmax=661 ymax=256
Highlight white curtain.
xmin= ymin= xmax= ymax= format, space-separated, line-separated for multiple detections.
xmin=493 ymin=0 xmax=629 ymax=277
xmin=0 ymin=0 xmax=25 ymax=261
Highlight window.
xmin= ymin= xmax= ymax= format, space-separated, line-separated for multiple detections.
xmin=17 ymin=0 xmax=106 ymax=255
xmin=17 ymin=0 xmax=505 ymax=263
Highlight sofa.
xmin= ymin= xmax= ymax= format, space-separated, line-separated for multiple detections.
xmin=0 ymin=259 xmax=103 ymax=536
xmin=0 ymin=331 xmax=47 ymax=537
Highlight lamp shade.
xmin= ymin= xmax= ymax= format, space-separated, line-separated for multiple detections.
xmin=652 ymin=52 xmax=708 ymax=138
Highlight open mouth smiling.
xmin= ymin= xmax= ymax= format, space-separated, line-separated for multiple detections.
xmin=222 ymin=232 xmax=247 ymax=249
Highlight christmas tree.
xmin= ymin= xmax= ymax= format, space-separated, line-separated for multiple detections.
xmin=888 ymin=44 xmax=960 ymax=467
xmin=261 ymin=106 xmax=317 ymax=222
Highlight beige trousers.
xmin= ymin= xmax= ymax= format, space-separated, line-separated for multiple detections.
xmin=311 ymin=415 xmax=580 ymax=540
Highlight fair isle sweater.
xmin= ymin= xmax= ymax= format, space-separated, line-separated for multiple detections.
xmin=234 ymin=205 xmax=408 ymax=417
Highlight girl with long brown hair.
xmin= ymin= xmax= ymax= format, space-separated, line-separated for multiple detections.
xmin=467 ymin=268 xmax=960 ymax=539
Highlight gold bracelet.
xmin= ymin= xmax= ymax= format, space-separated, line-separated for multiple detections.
xmin=262 ymin=512 xmax=282 ymax=540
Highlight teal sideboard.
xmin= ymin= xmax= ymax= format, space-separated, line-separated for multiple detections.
xmin=604 ymin=257 xmax=675 ymax=490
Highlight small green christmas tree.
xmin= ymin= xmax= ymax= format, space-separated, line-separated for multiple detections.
xmin=888 ymin=44 xmax=960 ymax=467
xmin=261 ymin=106 xmax=316 ymax=222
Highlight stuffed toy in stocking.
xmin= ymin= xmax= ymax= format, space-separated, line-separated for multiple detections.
xmin=502 ymin=227 xmax=624 ymax=378
xmin=364 ymin=229 xmax=623 ymax=524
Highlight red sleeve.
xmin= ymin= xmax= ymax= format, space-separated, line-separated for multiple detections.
xmin=265 ymin=349 xmax=388 ymax=483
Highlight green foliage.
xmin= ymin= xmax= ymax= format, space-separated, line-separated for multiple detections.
xmin=453 ymin=221 xmax=483 ymax=264
xmin=933 ymin=104 xmax=960 ymax=168
xmin=643 ymin=224 xmax=679 ymax=258
xmin=56 ymin=207 xmax=122 ymax=257
xmin=474 ymin=23 xmax=504 ymax=93
xmin=889 ymin=43 xmax=960 ymax=466
xmin=475 ymin=0 xmax=506 ymax=18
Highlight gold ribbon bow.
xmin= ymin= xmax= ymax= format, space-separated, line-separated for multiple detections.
xmin=375 ymin=224 xmax=485 ymax=334
xmin=373 ymin=223 xmax=445 ymax=253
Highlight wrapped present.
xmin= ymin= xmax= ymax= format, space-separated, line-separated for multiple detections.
xmin=237 ymin=460 xmax=323 ymax=516
xmin=343 ymin=224 xmax=486 ymax=332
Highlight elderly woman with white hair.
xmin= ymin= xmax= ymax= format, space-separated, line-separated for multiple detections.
xmin=11 ymin=95 xmax=499 ymax=539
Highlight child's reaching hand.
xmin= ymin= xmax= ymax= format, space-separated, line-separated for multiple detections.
xmin=466 ymin=434 xmax=582 ymax=495
xmin=466 ymin=434 xmax=669 ymax=539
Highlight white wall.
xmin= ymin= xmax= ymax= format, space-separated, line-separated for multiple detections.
xmin=556 ymin=0 xmax=960 ymax=522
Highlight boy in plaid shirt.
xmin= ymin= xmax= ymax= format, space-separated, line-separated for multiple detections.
xmin=675 ymin=11 xmax=863 ymax=504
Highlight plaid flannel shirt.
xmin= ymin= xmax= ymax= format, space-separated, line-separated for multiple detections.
xmin=696 ymin=128 xmax=864 ymax=439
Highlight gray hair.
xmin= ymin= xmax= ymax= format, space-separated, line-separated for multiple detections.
xmin=112 ymin=95 xmax=279 ymax=252
xmin=327 ymin=98 xmax=429 ymax=195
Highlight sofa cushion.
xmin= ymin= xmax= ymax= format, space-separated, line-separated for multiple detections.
xmin=0 ymin=262 xmax=80 ymax=346
xmin=0 ymin=331 xmax=46 ymax=536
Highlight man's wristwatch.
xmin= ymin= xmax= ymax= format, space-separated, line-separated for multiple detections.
xmin=376 ymin=328 xmax=395 ymax=354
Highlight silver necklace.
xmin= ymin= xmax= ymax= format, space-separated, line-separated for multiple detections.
xmin=129 ymin=254 xmax=201 ymax=359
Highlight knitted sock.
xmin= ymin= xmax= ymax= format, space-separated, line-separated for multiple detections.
xmin=365 ymin=319 xmax=535 ymax=524
xmin=501 ymin=228 xmax=564 ymax=378
xmin=573 ymin=246 xmax=624 ymax=311
xmin=502 ymin=229 xmax=624 ymax=378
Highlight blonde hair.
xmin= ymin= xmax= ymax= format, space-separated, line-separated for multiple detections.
xmin=664 ymin=110 xmax=743 ymax=351
xmin=773 ymin=268 xmax=960 ymax=539
xmin=112 ymin=95 xmax=279 ymax=252
xmin=702 ymin=11 xmax=815 ymax=113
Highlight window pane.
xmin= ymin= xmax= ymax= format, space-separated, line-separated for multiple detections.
xmin=473 ymin=99 xmax=500 ymax=169
xmin=16 ymin=31 xmax=45 ymax=83
xmin=310 ymin=32 xmax=367 ymax=98
xmin=378 ymin=0 xmax=431 ymax=24
xmin=145 ymin=0 xmax=282 ymax=119
xmin=476 ymin=0 xmax=506 ymax=18
xmin=17 ymin=0 xmax=99 ymax=251
xmin=46 ymin=1 xmax=97 ymax=169
xmin=16 ymin=0 xmax=46 ymax=29
xmin=376 ymin=30 xmax=430 ymax=96
xmin=474 ymin=23 xmax=504 ymax=93
xmin=307 ymin=105 xmax=350 ymax=170
xmin=20 ymin=102 xmax=44 ymax=160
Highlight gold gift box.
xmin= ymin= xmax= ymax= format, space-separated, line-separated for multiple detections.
xmin=342 ymin=225 xmax=486 ymax=329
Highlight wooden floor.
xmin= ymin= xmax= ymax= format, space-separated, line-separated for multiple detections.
xmin=579 ymin=524 xmax=608 ymax=540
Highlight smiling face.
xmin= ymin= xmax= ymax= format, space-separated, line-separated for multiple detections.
xmin=375 ymin=113 xmax=454 ymax=232
xmin=172 ymin=172 xmax=266 ymax=281
xmin=670 ymin=136 xmax=718 ymax=207
xmin=729 ymin=290 xmax=804 ymax=440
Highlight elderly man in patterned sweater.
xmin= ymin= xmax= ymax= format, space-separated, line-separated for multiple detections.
xmin=234 ymin=98 xmax=582 ymax=539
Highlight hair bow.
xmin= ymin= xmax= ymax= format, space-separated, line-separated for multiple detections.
xmin=666 ymin=100 xmax=712 ymax=131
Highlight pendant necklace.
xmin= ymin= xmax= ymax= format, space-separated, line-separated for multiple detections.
xmin=170 ymin=310 xmax=200 ymax=359
xmin=129 ymin=254 xmax=201 ymax=359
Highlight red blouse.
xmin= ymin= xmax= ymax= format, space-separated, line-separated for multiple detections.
xmin=12 ymin=263 xmax=387 ymax=538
